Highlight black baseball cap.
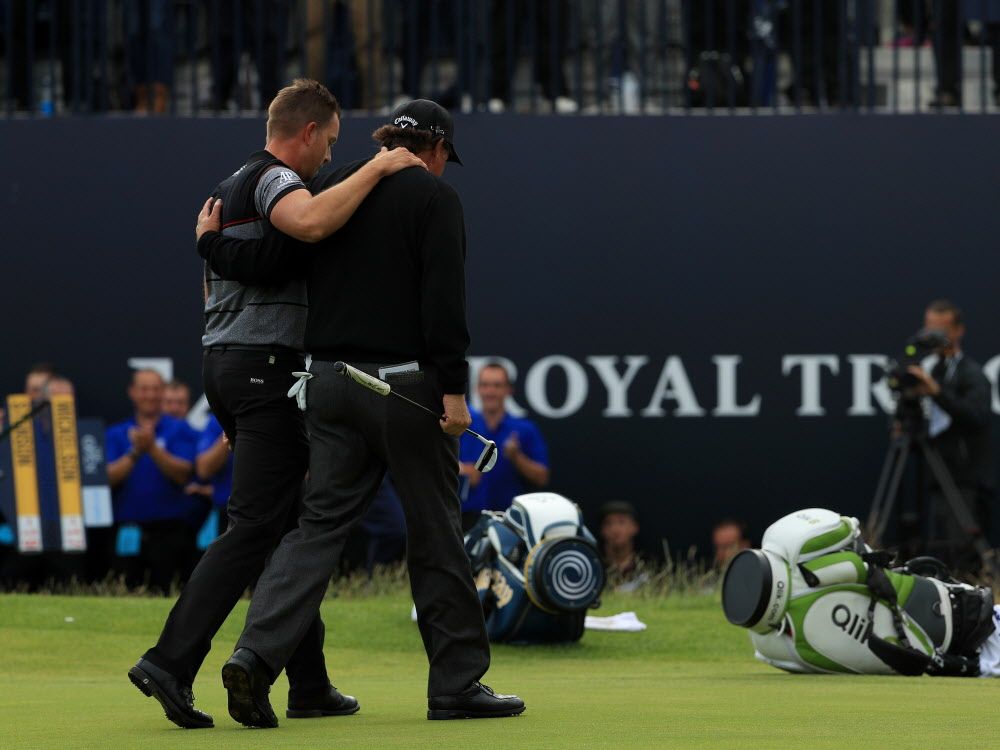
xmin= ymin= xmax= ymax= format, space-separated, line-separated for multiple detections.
xmin=388 ymin=99 xmax=462 ymax=165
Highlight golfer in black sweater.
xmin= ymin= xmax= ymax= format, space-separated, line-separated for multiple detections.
xmin=198 ymin=100 xmax=524 ymax=724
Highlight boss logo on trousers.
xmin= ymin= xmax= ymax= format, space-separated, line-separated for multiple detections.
xmin=250 ymin=377 xmax=264 ymax=385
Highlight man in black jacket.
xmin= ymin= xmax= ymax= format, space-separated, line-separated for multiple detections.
xmin=199 ymin=100 xmax=523 ymax=724
xmin=906 ymin=299 xmax=995 ymax=569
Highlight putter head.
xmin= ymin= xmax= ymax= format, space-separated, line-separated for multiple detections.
xmin=474 ymin=440 xmax=498 ymax=473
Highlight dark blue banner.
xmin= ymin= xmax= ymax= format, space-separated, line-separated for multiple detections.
xmin=2 ymin=115 xmax=998 ymax=556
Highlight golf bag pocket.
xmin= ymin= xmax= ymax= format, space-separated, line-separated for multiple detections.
xmin=762 ymin=508 xmax=863 ymax=565
xmin=799 ymin=552 xmax=867 ymax=588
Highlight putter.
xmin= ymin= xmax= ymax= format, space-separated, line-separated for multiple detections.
xmin=333 ymin=361 xmax=498 ymax=473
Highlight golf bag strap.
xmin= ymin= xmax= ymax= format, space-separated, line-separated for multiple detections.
xmin=866 ymin=632 xmax=933 ymax=676
xmin=861 ymin=550 xmax=895 ymax=571
xmin=926 ymin=652 xmax=980 ymax=677
xmin=863 ymin=555 xmax=936 ymax=675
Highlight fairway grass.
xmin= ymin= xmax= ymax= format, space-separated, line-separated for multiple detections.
xmin=1 ymin=591 xmax=997 ymax=749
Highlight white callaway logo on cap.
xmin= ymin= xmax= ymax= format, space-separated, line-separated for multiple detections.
xmin=394 ymin=115 xmax=418 ymax=128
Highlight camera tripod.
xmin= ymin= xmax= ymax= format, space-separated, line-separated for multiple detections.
xmin=866 ymin=399 xmax=996 ymax=576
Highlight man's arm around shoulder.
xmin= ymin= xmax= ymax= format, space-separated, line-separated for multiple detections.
xmin=269 ymin=148 xmax=426 ymax=243
xmin=196 ymin=197 xmax=306 ymax=285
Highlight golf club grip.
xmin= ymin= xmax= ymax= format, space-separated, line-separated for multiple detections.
xmin=334 ymin=361 xmax=391 ymax=397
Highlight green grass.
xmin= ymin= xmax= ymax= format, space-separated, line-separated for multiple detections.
xmin=1 ymin=590 xmax=998 ymax=749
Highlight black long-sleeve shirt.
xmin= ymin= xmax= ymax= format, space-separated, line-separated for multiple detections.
xmin=198 ymin=159 xmax=471 ymax=393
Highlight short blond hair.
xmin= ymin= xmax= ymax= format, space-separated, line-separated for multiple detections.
xmin=266 ymin=79 xmax=341 ymax=140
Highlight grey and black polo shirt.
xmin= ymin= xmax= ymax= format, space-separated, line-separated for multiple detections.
xmin=202 ymin=150 xmax=308 ymax=350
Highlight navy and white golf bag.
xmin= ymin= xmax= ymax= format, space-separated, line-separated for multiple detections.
xmin=722 ymin=508 xmax=997 ymax=677
xmin=464 ymin=493 xmax=606 ymax=644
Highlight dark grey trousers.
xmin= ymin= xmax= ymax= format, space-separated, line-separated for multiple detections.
xmin=237 ymin=360 xmax=490 ymax=697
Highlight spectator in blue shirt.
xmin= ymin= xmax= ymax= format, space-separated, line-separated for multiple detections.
xmin=105 ymin=369 xmax=202 ymax=594
xmin=459 ymin=362 xmax=550 ymax=530
xmin=162 ymin=380 xmax=192 ymax=420
xmin=184 ymin=414 xmax=234 ymax=548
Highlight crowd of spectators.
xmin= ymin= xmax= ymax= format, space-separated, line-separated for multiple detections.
xmin=0 ymin=367 xmax=228 ymax=593
xmin=5 ymin=299 xmax=987 ymax=593
xmin=3 ymin=1 xmax=998 ymax=116
xmin=1 ymin=358 xmax=745 ymax=595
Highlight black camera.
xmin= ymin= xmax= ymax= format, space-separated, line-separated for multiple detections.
xmin=885 ymin=329 xmax=950 ymax=394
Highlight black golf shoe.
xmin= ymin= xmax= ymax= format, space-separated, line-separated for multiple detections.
xmin=221 ymin=648 xmax=278 ymax=728
xmin=127 ymin=658 xmax=214 ymax=729
xmin=427 ymin=682 xmax=525 ymax=720
xmin=286 ymin=684 xmax=360 ymax=718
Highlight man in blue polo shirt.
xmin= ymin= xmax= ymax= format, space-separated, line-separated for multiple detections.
xmin=106 ymin=369 xmax=203 ymax=594
xmin=459 ymin=362 xmax=550 ymax=530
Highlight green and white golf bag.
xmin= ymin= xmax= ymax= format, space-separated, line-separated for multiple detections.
xmin=722 ymin=508 xmax=996 ymax=676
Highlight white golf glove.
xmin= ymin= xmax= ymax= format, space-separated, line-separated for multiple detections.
xmin=287 ymin=371 xmax=313 ymax=411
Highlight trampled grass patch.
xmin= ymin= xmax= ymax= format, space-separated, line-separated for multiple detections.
xmin=1 ymin=591 xmax=997 ymax=749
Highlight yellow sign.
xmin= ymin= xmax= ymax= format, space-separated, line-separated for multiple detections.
xmin=50 ymin=394 xmax=86 ymax=552
xmin=6 ymin=395 xmax=42 ymax=553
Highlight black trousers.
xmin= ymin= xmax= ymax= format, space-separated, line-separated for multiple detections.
xmin=143 ymin=348 xmax=328 ymax=696
xmin=237 ymin=360 xmax=490 ymax=697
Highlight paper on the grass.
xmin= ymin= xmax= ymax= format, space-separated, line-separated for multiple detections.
xmin=585 ymin=611 xmax=647 ymax=632
xmin=412 ymin=604 xmax=646 ymax=632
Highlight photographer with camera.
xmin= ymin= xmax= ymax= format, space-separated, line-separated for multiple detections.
xmin=903 ymin=300 xmax=994 ymax=570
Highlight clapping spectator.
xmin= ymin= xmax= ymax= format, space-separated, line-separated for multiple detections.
xmin=162 ymin=380 xmax=192 ymax=420
xmin=459 ymin=363 xmax=549 ymax=529
xmin=105 ymin=369 xmax=203 ymax=594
